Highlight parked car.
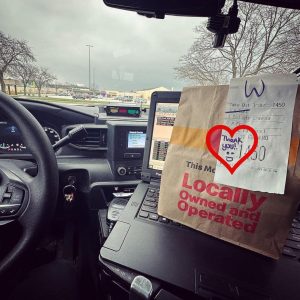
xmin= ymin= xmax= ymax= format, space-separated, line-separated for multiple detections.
xmin=72 ymin=94 xmax=86 ymax=99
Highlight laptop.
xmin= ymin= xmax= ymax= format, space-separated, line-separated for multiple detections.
xmin=100 ymin=91 xmax=300 ymax=300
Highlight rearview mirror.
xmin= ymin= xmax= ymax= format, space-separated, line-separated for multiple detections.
xmin=103 ymin=0 xmax=226 ymax=18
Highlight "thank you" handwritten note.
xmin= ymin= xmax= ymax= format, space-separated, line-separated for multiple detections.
xmin=214 ymin=74 xmax=298 ymax=194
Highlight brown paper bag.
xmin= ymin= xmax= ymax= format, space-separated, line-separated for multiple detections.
xmin=158 ymin=85 xmax=300 ymax=259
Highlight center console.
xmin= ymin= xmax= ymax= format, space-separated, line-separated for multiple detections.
xmin=107 ymin=121 xmax=147 ymax=180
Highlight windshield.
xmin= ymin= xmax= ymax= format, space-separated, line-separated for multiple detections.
xmin=0 ymin=0 xmax=299 ymax=109
xmin=0 ymin=0 xmax=200 ymax=108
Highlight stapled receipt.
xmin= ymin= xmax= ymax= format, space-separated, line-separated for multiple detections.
xmin=214 ymin=74 xmax=298 ymax=194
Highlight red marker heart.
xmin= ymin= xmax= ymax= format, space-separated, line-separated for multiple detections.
xmin=206 ymin=125 xmax=258 ymax=174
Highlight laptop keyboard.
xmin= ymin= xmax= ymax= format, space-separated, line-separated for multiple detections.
xmin=138 ymin=186 xmax=185 ymax=227
xmin=138 ymin=187 xmax=300 ymax=260
xmin=283 ymin=212 xmax=300 ymax=259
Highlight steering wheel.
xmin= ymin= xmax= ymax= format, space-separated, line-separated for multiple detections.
xmin=0 ymin=92 xmax=58 ymax=275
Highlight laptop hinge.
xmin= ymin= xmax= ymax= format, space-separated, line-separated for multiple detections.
xmin=141 ymin=172 xmax=151 ymax=182
xmin=149 ymin=178 xmax=160 ymax=186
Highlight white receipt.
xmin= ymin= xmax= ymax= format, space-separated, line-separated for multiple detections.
xmin=214 ymin=74 xmax=298 ymax=194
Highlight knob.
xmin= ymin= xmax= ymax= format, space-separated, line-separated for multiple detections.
xmin=117 ymin=167 xmax=127 ymax=176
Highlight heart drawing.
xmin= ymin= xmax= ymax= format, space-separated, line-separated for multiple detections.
xmin=206 ymin=125 xmax=259 ymax=174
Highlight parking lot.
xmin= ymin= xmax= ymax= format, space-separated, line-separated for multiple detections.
xmin=14 ymin=95 xmax=150 ymax=109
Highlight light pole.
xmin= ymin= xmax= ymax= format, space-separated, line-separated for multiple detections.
xmin=86 ymin=44 xmax=93 ymax=93
xmin=93 ymin=68 xmax=95 ymax=91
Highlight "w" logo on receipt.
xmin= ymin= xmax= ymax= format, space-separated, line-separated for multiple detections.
xmin=244 ymin=79 xmax=265 ymax=98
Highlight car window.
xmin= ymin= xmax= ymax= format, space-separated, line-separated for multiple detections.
xmin=0 ymin=0 xmax=199 ymax=109
xmin=0 ymin=0 xmax=299 ymax=111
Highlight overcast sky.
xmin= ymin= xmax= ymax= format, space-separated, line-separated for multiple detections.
xmin=0 ymin=0 xmax=205 ymax=91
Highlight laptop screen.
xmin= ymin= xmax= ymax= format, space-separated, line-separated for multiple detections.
xmin=148 ymin=102 xmax=179 ymax=171
xmin=142 ymin=91 xmax=181 ymax=180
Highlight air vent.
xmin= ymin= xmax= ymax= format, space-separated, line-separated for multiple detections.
xmin=67 ymin=126 xmax=107 ymax=150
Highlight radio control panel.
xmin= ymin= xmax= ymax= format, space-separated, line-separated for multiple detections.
xmin=107 ymin=121 xmax=147 ymax=180
xmin=116 ymin=165 xmax=142 ymax=177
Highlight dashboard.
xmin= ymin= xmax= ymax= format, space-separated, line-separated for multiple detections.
xmin=0 ymin=98 xmax=148 ymax=186
xmin=0 ymin=121 xmax=60 ymax=154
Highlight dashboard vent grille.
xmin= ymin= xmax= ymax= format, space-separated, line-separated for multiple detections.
xmin=68 ymin=127 xmax=107 ymax=149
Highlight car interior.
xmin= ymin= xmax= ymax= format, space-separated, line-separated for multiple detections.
xmin=0 ymin=0 xmax=299 ymax=300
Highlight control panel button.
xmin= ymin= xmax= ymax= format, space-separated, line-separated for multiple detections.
xmin=0 ymin=204 xmax=21 ymax=216
xmin=6 ymin=185 xmax=14 ymax=193
xmin=2 ymin=186 xmax=24 ymax=205
xmin=10 ymin=187 xmax=24 ymax=204
xmin=0 ymin=185 xmax=24 ymax=217
xmin=117 ymin=167 xmax=127 ymax=176
xmin=3 ymin=192 xmax=12 ymax=199
xmin=124 ymin=153 xmax=141 ymax=159
xmin=7 ymin=206 xmax=19 ymax=215
xmin=0 ymin=207 xmax=8 ymax=216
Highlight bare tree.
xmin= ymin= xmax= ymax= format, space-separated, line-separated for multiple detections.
xmin=175 ymin=3 xmax=300 ymax=85
xmin=33 ymin=67 xmax=56 ymax=97
xmin=0 ymin=31 xmax=35 ymax=93
xmin=9 ymin=62 xmax=38 ymax=95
